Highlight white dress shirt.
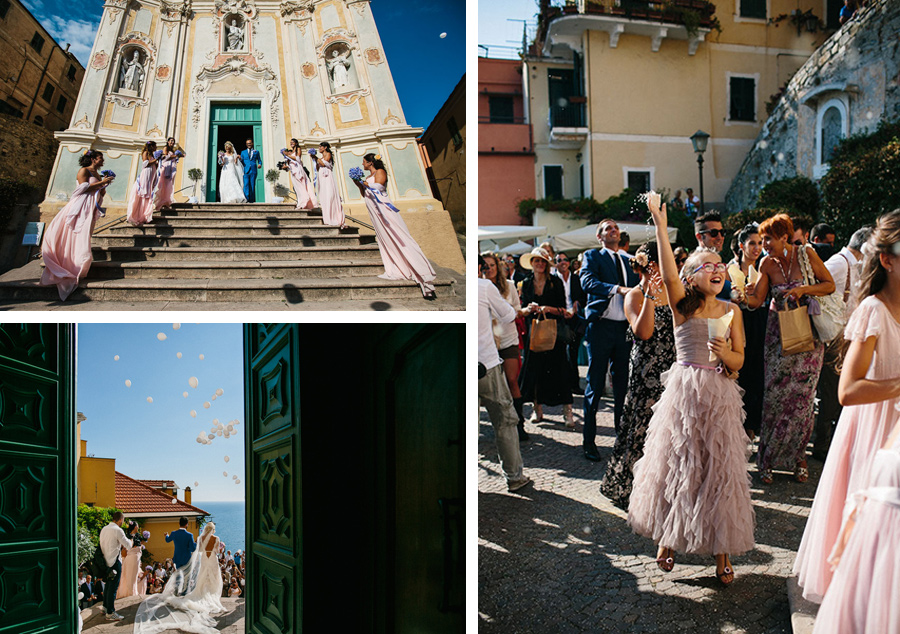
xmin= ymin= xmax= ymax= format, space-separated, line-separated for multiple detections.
xmin=600 ymin=247 xmax=629 ymax=322
xmin=479 ymin=279 xmax=517 ymax=371
xmin=554 ymin=270 xmax=574 ymax=310
xmin=99 ymin=522 xmax=134 ymax=567
xmin=824 ymin=247 xmax=861 ymax=318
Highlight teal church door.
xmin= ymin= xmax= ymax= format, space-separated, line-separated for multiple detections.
xmin=208 ymin=103 xmax=264 ymax=202
xmin=0 ymin=325 xmax=76 ymax=634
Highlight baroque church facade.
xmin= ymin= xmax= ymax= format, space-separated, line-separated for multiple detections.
xmin=40 ymin=0 xmax=457 ymax=264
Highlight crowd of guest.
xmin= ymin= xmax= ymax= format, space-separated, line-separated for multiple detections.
xmin=479 ymin=197 xmax=900 ymax=628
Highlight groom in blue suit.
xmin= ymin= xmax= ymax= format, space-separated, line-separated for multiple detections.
xmin=579 ymin=219 xmax=639 ymax=461
xmin=241 ymin=138 xmax=262 ymax=202
xmin=165 ymin=517 xmax=197 ymax=569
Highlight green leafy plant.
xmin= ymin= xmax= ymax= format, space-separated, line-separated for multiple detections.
xmin=187 ymin=168 xmax=203 ymax=199
xmin=265 ymin=168 xmax=280 ymax=184
xmin=756 ymin=176 xmax=821 ymax=219
xmin=77 ymin=525 xmax=94 ymax=571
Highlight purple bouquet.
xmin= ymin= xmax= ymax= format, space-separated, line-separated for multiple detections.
xmin=280 ymin=148 xmax=289 ymax=155
xmin=100 ymin=169 xmax=116 ymax=179
xmin=348 ymin=166 xmax=365 ymax=182
xmin=153 ymin=150 xmax=163 ymax=160
xmin=307 ymin=149 xmax=317 ymax=156
xmin=142 ymin=531 xmax=150 ymax=540
xmin=174 ymin=150 xmax=184 ymax=158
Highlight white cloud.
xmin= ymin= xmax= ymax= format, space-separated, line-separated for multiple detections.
xmin=20 ymin=0 xmax=45 ymax=14
xmin=43 ymin=16 xmax=99 ymax=67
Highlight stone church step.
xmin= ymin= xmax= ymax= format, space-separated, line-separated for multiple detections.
xmin=87 ymin=260 xmax=387 ymax=280
xmin=0 ymin=276 xmax=453 ymax=302
xmin=160 ymin=208 xmax=326 ymax=219
xmin=169 ymin=203 xmax=316 ymax=213
xmin=146 ymin=215 xmax=334 ymax=227
xmin=92 ymin=234 xmax=366 ymax=248
xmin=105 ymin=224 xmax=355 ymax=238
xmin=90 ymin=244 xmax=384 ymax=262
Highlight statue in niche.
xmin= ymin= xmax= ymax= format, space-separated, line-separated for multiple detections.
xmin=118 ymin=50 xmax=145 ymax=93
xmin=327 ymin=49 xmax=352 ymax=92
xmin=226 ymin=17 xmax=245 ymax=51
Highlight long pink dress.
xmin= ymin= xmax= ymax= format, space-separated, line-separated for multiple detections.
xmin=813 ymin=437 xmax=900 ymax=633
xmin=39 ymin=176 xmax=103 ymax=300
xmin=136 ymin=567 xmax=149 ymax=596
xmin=117 ymin=545 xmax=142 ymax=599
xmin=286 ymin=154 xmax=317 ymax=210
xmin=793 ymin=295 xmax=900 ymax=602
xmin=154 ymin=155 xmax=178 ymax=211
xmin=127 ymin=160 xmax=159 ymax=225
xmin=316 ymin=158 xmax=345 ymax=228
xmin=363 ymin=176 xmax=436 ymax=297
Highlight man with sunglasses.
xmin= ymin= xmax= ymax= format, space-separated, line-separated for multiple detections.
xmin=695 ymin=212 xmax=732 ymax=300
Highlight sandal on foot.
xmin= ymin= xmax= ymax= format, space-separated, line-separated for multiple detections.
xmin=656 ymin=548 xmax=674 ymax=573
xmin=795 ymin=462 xmax=809 ymax=483
xmin=760 ymin=468 xmax=773 ymax=485
xmin=716 ymin=566 xmax=734 ymax=586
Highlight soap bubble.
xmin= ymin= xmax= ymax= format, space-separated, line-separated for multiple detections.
xmin=190 ymin=410 xmax=197 ymax=417
xmin=224 ymin=456 xmax=230 ymax=463
xmin=232 ymin=475 xmax=237 ymax=480
xmin=199 ymin=354 xmax=205 ymax=360
xmin=189 ymin=377 xmax=198 ymax=388
xmin=183 ymin=392 xmax=188 ymax=398
xmin=235 ymin=479 xmax=241 ymax=485
xmin=440 ymin=32 xmax=447 ymax=38
xmin=208 ymin=433 xmax=215 ymax=440
xmin=125 ymin=379 xmax=132 ymax=387
xmin=204 ymin=402 xmax=211 ymax=409
xmin=173 ymin=323 xmax=181 ymax=330
xmin=777 ymin=152 xmax=785 ymax=162
xmin=194 ymin=481 xmax=199 ymax=487
xmin=146 ymin=397 xmax=153 ymax=403
xmin=114 ymin=355 xmax=120 ymax=361
xmin=212 ymin=419 xmax=219 ymax=425
xmin=157 ymin=333 xmax=167 ymax=341
xmin=196 ymin=438 xmax=202 ymax=443
xmin=211 ymin=395 xmax=217 ymax=401
xmin=177 ymin=352 xmax=182 ymax=359
xmin=171 ymin=498 xmax=177 ymax=504
xmin=217 ymin=430 xmax=223 ymax=437
xmin=223 ymin=471 xmax=228 ymax=477
xmin=216 ymin=388 xmax=224 ymax=396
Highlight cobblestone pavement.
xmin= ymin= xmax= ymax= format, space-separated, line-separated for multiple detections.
xmin=80 ymin=595 xmax=244 ymax=633
xmin=479 ymin=386 xmax=824 ymax=634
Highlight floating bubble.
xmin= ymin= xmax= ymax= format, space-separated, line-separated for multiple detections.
xmin=196 ymin=438 xmax=202 ymax=443
xmin=217 ymin=430 xmax=223 ymax=437
xmin=190 ymin=410 xmax=197 ymax=417
xmin=235 ymin=479 xmax=240 ymax=485
xmin=777 ymin=152 xmax=785 ymax=162
xmin=212 ymin=419 xmax=219 ymax=425
xmin=125 ymin=379 xmax=132 ymax=387
xmin=440 ymin=32 xmax=447 ymax=38
xmin=177 ymin=352 xmax=182 ymax=359
xmin=199 ymin=354 xmax=205 ymax=360
xmin=208 ymin=433 xmax=215 ymax=440
xmin=227 ymin=425 xmax=234 ymax=432
xmin=194 ymin=481 xmax=199 ymax=487
xmin=233 ymin=475 xmax=237 ymax=480
xmin=204 ymin=402 xmax=211 ymax=409
xmin=147 ymin=397 xmax=153 ymax=403
xmin=867 ymin=110 xmax=874 ymax=120
xmin=224 ymin=431 xmax=230 ymax=438
xmin=216 ymin=388 xmax=224 ymax=396
xmin=211 ymin=395 xmax=217 ymax=401
xmin=157 ymin=333 xmax=167 ymax=341
xmin=757 ymin=140 xmax=768 ymax=150
xmin=224 ymin=456 xmax=230 ymax=462
xmin=173 ymin=323 xmax=181 ymax=330
xmin=217 ymin=422 xmax=224 ymax=429
xmin=183 ymin=392 xmax=189 ymax=398
xmin=189 ymin=377 xmax=198 ymax=388
xmin=171 ymin=498 xmax=177 ymax=504
xmin=114 ymin=355 xmax=120 ymax=361
xmin=210 ymin=426 xmax=218 ymax=432
xmin=223 ymin=471 xmax=228 ymax=477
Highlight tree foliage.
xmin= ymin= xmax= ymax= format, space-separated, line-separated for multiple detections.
xmin=755 ymin=176 xmax=820 ymax=219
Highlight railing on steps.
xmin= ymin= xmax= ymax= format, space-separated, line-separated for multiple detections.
xmin=344 ymin=215 xmax=374 ymax=231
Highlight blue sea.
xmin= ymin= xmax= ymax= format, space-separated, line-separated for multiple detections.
xmin=196 ymin=501 xmax=245 ymax=555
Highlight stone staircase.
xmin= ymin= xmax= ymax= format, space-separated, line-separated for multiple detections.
xmin=0 ymin=203 xmax=457 ymax=304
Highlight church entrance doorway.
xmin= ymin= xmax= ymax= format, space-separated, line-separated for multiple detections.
xmin=207 ymin=103 xmax=263 ymax=203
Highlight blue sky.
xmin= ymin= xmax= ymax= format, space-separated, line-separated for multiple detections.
xmin=77 ymin=324 xmax=245 ymax=503
xmin=21 ymin=0 xmax=464 ymax=131
xmin=478 ymin=0 xmax=537 ymax=59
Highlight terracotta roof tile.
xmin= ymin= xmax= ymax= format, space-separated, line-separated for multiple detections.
xmin=136 ymin=479 xmax=179 ymax=489
xmin=115 ymin=472 xmax=207 ymax=515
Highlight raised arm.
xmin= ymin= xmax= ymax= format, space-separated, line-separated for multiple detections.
xmin=646 ymin=193 xmax=685 ymax=308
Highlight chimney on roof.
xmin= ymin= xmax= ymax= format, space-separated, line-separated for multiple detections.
xmin=65 ymin=43 xmax=70 ymax=53
xmin=185 ymin=487 xmax=191 ymax=505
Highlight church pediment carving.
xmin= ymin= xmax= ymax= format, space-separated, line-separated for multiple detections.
xmin=317 ymin=28 xmax=358 ymax=54
xmin=160 ymin=0 xmax=192 ymax=21
xmin=280 ymin=0 xmax=314 ymax=18
xmin=214 ymin=0 xmax=257 ymax=20
xmin=191 ymin=57 xmax=281 ymax=128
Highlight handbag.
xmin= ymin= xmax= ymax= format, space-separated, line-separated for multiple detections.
xmin=529 ymin=312 xmax=557 ymax=352
xmin=798 ymin=245 xmax=846 ymax=342
xmin=778 ymin=296 xmax=816 ymax=355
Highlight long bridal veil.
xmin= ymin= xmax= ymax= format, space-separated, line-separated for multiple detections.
xmin=134 ymin=523 xmax=225 ymax=634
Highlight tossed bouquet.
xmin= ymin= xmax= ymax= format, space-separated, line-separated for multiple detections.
xmin=153 ymin=150 xmax=163 ymax=160
xmin=174 ymin=149 xmax=185 ymax=158
xmin=349 ymin=166 xmax=365 ymax=182
xmin=307 ymin=148 xmax=317 ymax=156
xmin=100 ymin=169 xmax=116 ymax=180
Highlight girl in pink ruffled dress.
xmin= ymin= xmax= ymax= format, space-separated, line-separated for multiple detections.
xmin=312 ymin=141 xmax=345 ymax=228
xmin=281 ymin=139 xmax=317 ymax=210
xmin=794 ymin=210 xmax=900 ymax=604
xmin=353 ymin=153 xmax=436 ymax=299
xmin=39 ymin=149 xmax=114 ymax=300
xmin=153 ymin=137 xmax=184 ymax=211
xmin=127 ymin=140 xmax=160 ymax=225
xmin=628 ymin=193 xmax=755 ymax=586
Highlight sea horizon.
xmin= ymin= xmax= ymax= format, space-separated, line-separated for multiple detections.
xmin=193 ymin=500 xmax=246 ymax=554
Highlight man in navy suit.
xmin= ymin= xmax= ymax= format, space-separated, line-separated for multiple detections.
xmin=165 ymin=517 xmax=197 ymax=569
xmin=240 ymin=138 xmax=262 ymax=202
xmin=579 ymin=218 xmax=638 ymax=461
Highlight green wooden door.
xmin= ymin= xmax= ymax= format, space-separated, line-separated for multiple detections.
xmin=0 ymin=325 xmax=76 ymax=634
xmin=243 ymin=324 xmax=302 ymax=634
xmin=208 ymin=103 xmax=263 ymax=202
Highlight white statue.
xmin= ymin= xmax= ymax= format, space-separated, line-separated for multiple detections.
xmin=226 ymin=18 xmax=244 ymax=50
xmin=327 ymin=50 xmax=352 ymax=91
xmin=119 ymin=50 xmax=145 ymax=93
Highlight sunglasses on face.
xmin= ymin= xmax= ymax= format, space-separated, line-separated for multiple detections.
xmin=556 ymin=257 xmax=568 ymax=263
xmin=793 ymin=240 xmax=804 ymax=246
xmin=692 ymin=262 xmax=728 ymax=275
xmin=699 ymin=229 xmax=725 ymax=238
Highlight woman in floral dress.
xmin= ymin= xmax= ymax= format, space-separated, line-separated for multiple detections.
xmin=746 ymin=214 xmax=834 ymax=484
xmin=600 ymin=242 xmax=676 ymax=509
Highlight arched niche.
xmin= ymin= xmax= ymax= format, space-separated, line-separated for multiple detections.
xmin=814 ymin=97 xmax=849 ymax=179
xmin=115 ymin=45 xmax=149 ymax=97
xmin=324 ymin=42 xmax=359 ymax=95
xmin=222 ymin=13 xmax=248 ymax=53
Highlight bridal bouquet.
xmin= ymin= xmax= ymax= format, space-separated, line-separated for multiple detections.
xmin=307 ymin=149 xmax=317 ymax=156
xmin=174 ymin=150 xmax=184 ymax=158
xmin=153 ymin=150 xmax=163 ymax=160
xmin=217 ymin=150 xmax=225 ymax=165
xmin=280 ymin=148 xmax=289 ymax=155
xmin=100 ymin=169 xmax=116 ymax=179
xmin=349 ymin=167 xmax=365 ymax=182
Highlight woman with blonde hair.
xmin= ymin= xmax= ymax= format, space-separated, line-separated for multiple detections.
xmin=794 ymin=210 xmax=900 ymax=605
xmin=217 ymin=141 xmax=247 ymax=203
xmin=745 ymin=213 xmax=834 ymax=484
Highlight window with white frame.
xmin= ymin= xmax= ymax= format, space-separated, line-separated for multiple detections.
xmin=626 ymin=170 xmax=651 ymax=194
xmin=729 ymin=75 xmax=757 ymax=122
xmin=739 ymin=0 xmax=766 ymax=20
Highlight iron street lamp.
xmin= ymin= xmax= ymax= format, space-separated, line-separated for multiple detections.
xmin=690 ymin=129 xmax=710 ymax=215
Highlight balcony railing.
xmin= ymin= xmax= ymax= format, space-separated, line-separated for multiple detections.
xmin=550 ymin=103 xmax=586 ymax=128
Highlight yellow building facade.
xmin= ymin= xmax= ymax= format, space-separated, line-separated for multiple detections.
xmin=527 ymin=0 xmax=837 ymax=213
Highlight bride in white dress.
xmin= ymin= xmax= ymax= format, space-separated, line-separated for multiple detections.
xmin=218 ymin=142 xmax=247 ymax=203
xmin=134 ymin=522 xmax=225 ymax=634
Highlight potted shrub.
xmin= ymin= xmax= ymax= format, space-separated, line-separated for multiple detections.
xmin=187 ymin=168 xmax=203 ymax=203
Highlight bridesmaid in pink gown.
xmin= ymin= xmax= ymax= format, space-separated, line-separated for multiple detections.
xmin=39 ymin=149 xmax=114 ymax=300
xmin=312 ymin=141 xmax=345 ymax=228
xmin=353 ymin=153 xmax=436 ymax=298
xmin=793 ymin=211 xmax=900 ymax=603
xmin=127 ymin=140 xmax=160 ymax=225
xmin=153 ymin=137 xmax=184 ymax=211
xmin=281 ymin=138 xmax=317 ymax=210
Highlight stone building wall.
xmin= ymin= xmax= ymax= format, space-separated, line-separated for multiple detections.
xmin=0 ymin=111 xmax=58 ymax=189
xmin=725 ymin=0 xmax=900 ymax=213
